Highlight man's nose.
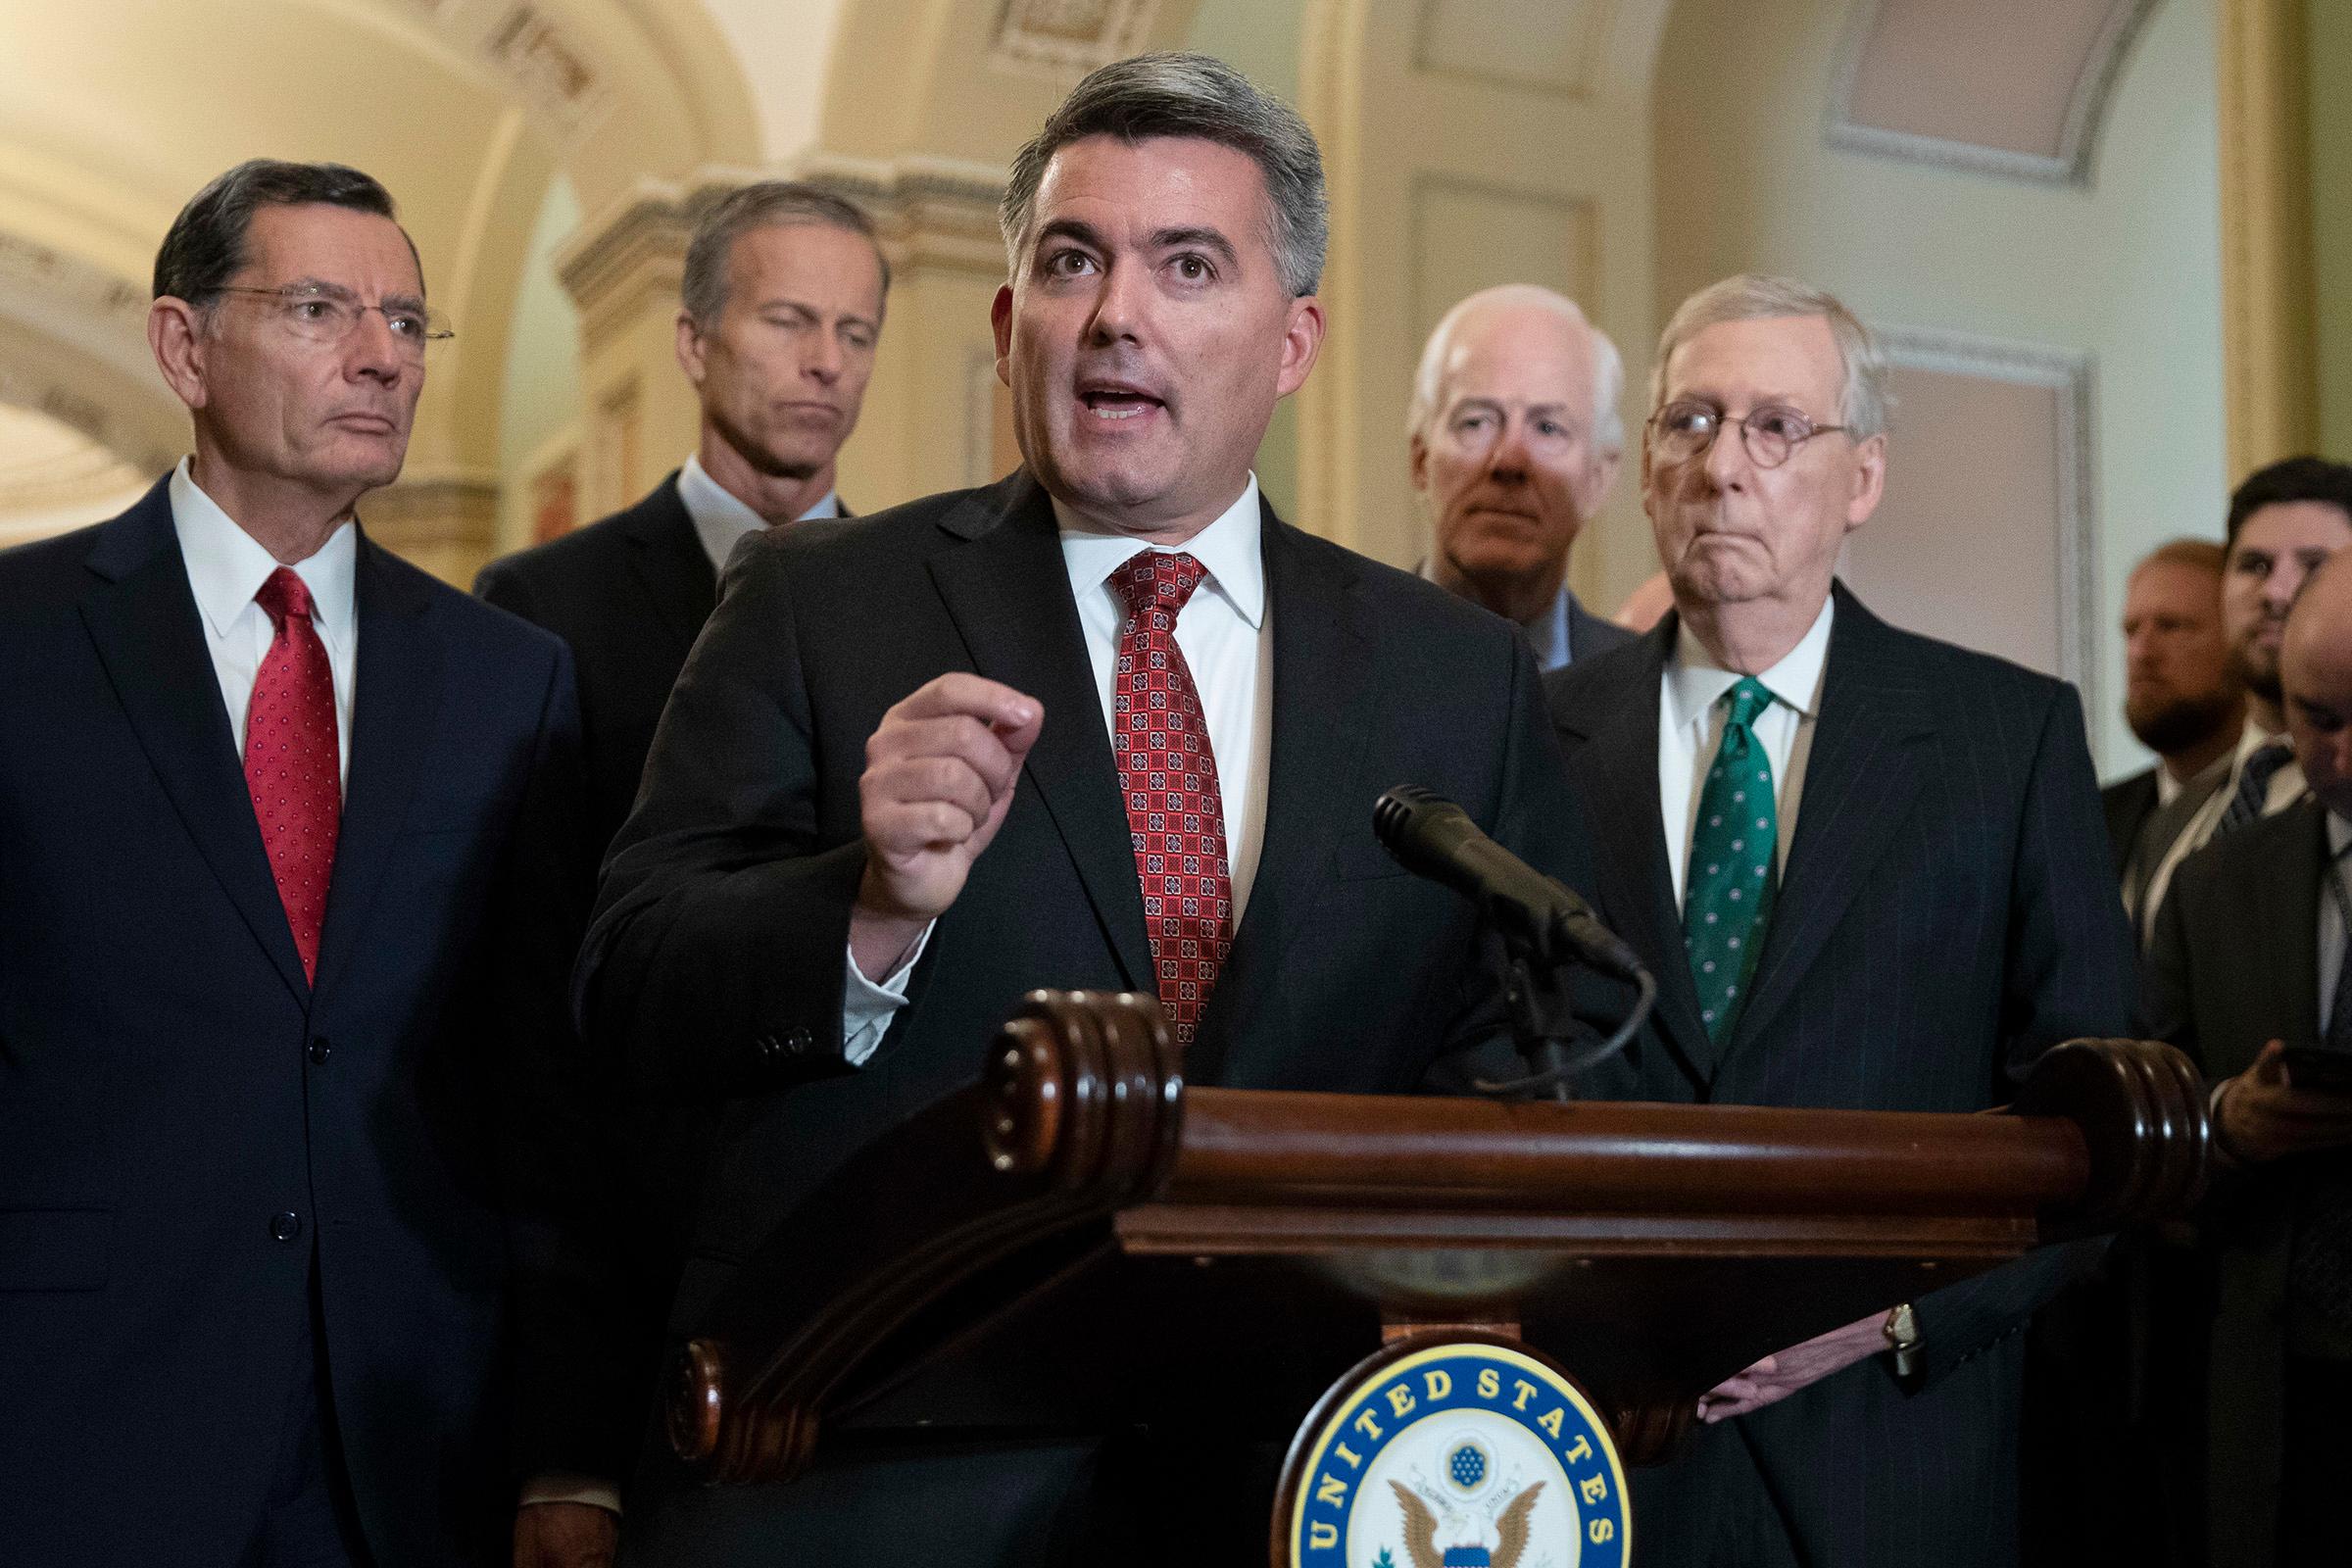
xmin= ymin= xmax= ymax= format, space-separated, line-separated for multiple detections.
xmin=1087 ymin=259 xmax=1146 ymax=344
xmin=803 ymin=326 xmax=844 ymax=384
xmin=346 ymin=308 xmax=404 ymax=382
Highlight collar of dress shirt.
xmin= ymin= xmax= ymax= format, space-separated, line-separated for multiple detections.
xmin=1054 ymin=474 xmax=1266 ymax=630
xmin=2332 ymin=811 xmax=2351 ymax=859
xmin=2231 ymin=712 xmax=2289 ymax=770
xmin=1664 ymin=593 xmax=1835 ymax=736
xmin=2157 ymin=747 xmax=2233 ymax=808
xmin=170 ymin=458 xmax=357 ymax=654
xmin=677 ymin=451 xmax=840 ymax=573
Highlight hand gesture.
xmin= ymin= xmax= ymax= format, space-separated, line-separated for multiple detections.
xmin=852 ymin=674 xmax=1043 ymax=977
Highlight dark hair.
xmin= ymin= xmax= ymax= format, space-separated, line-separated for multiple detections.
xmin=1000 ymin=51 xmax=1327 ymax=298
xmin=2225 ymin=455 xmax=2352 ymax=550
xmin=681 ymin=181 xmax=890 ymax=326
xmin=153 ymin=160 xmax=411 ymax=307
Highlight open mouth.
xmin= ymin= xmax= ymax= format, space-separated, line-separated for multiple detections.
xmin=1078 ymin=383 xmax=1166 ymax=422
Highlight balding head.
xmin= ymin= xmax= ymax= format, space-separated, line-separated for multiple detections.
xmin=2283 ymin=550 xmax=2352 ymax=818
xmin=1409 ymin=285 xmax=1625 ymax=624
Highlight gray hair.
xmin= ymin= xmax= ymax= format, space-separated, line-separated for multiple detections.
xmin=1649 ymin=273 xmax=1892 ymax=440
xmin=1406 ymin=284 xmax=1626 ymax=456
xmin=154 ymin=160 xmax=413 ymax=310
xmin=681 ymin=180 xmax=890 ymax=326
xmin=999 ymin=51 xmax=1328 ymax=298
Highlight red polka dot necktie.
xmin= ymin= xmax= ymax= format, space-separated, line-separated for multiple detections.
xmin=1107 ymin=551 xmax=1233 ymax=1049
xmin=245 ymin=566 xmax=341 ymax=984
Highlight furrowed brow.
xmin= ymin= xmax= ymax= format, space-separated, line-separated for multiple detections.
xmin=1151 ymin=226 xmax=1239 ymax=268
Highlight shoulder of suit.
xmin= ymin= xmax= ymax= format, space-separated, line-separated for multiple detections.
xmin=2173 ymin=795 xmax=2324 ymax=905
xmin=473 ymin=482 xmax=681 ymax=595
xmin=383 ymin=543 xmax=568 ymax=669
xmin=0 ymin=516 xmax=111 ymax=604
xmin=1542 ymin=627 xmax=1658 ymax=715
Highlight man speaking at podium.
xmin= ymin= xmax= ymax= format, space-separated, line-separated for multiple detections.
xmin=576 ymin=52 xmax=1595 ymax=1565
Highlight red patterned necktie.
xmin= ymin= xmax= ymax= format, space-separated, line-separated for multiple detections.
xmin=244 ymin=566 xmax=342 ymax=983
xmin=1107 ymin=551 xmax=1233 ymax=1048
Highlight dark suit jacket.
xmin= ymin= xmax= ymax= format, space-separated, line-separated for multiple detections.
xmin=475 ymin=474 xmax=712 ymax=858
xmin=575 ymin=468 xmax=1595 ymax=1561
xmin=0 ymin=478 xmax=584 ymax=1566
xmin=1545 ymin=585 xmax=2134 ymax=1568
xmin=1564 ymin=586 xmax=1637 ymax=666
xmin=2103 ymin=766 xmax=2160 ymax=877
xmin=475 ymin=475 xmax=869 ymax=1488
xmin=2143 ymin=798 xmax=2338 ymax=1568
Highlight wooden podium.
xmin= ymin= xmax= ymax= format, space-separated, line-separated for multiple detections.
xmin=664 ymin=990 xmax=2208 ymax=1563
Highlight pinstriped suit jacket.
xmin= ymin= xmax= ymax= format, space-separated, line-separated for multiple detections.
xmin=1545 ymin=583 xmax=2134 ymax=1568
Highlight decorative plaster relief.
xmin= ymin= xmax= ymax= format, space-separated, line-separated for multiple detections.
xmin=1849 ymin=327 xmax=2098 ymax=708
xmin=1825 ymin=0 xmax=2158 ymax=187
xmin=1412 ymin=0 xmax=1614 ymax=102
xmin=485 ymin=5 xmax=607 ymax=136
xmin=993 ymin=0 xmax=1160 ymax=77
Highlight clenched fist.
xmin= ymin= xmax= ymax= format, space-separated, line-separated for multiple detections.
xmin=851 ymin=673 xmax=1044 ymax=979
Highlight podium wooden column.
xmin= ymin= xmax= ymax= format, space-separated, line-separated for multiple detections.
xmin=665 ymin=990 xmax=2207 ymax=1557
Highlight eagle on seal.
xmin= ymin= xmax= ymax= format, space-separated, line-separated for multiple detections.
xmin=1389 ymin=1478 xmax=1545 ymax=1568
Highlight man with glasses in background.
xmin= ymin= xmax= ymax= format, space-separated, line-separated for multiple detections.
xmin=0 ymin=160 xmax=584 ymax=1567
xmin=1545 ymin=273 xmax=2132 ymax=1568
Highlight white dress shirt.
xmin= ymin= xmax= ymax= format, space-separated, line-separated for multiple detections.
xmin=676 ymin=452 xmax=839 ymax=574
xmin=839 ymin=476 xmax=1273 ymax=1067
xmin=169 ymin=459 xmax=358 ymax=788
xmin=2141 ymin=716 xmax=2309 ymax=939
xmin=1659 ymin=598 xmax=1836 ymax=905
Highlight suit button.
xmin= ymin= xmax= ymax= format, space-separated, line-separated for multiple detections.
xmin=308 ymin=1038 xmax=331 ymax=1065
xmin=784 ymin=1028 xmax=811 ymax=1058
xmin=270 ymin=1212 xmax=303 ymax=1243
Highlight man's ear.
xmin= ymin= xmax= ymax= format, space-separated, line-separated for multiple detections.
xmin=674 ymin=309 xmax=709 ymax=389
xmin=991 ymin=284 xmax=1014 ymax=386
xmin=1275 ymin=294 xmax=1324 ymax=398
xmin=148 ymin=298 xmax=210 ymax=411
xmin=1844 ymin=431 xmax=1887 ymax=531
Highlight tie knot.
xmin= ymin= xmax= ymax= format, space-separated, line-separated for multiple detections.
xmin=255 ymin=566 xmax=317 ymax=626
xmin=1723 ymin=676 xmax=1774 ymax=731
xmin=1108 ymin=551 xmax=1207 ymax=618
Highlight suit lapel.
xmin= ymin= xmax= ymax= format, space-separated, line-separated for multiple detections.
xmin=625 ymin=475 xmax=719 ymax=651
xmin=1724 ymin=589 xmax=1934 ymax=1056
xmin=926 ymin=474 xmax=1153 ymax=993
xmin=77 ymin=482 xmax=310 ymax=1002
xmin=1561 ymin=619 xmax=1717 ymax=1086
xmin=312 ymin=533 xmax=444 ymax=1004
xmin=1186 ymin=509 xmax=1375 ymax=1085
xmin=2226 ymin=803 xmax=2327 ymax=1049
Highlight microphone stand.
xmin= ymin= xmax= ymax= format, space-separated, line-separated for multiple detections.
xmin=1475 ymin=906 xmax=1657 ymax=1104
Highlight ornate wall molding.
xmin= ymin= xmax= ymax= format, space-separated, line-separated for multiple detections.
xmin=1876 ymin=325 xmax=2099 ymax=709
xmin=991 ymin=0 xmax=1161 ymax=79
xmin=1824 ymin=0 xmax=2159 ymax=188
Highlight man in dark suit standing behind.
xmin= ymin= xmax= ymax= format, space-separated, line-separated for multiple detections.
xmin=576 ymin=51 xmax=1596 ymax=1565
xmin=2145 ymin=550 xmax=2352 ymax=1568
xmin=2104 ymin=539 xmax=2241 ymax=914
xmin=476 ymin=182 xmax=887 ymax=860
xmin=0 ymin=161 xmax=581 ymax=1566
xmin=1409 ymin=283 xmax=1635 ymax=671
xmin=472 ymin=182 xmax=890 ymax=1567
xmin=1545 ymin=273 xmax=2133 ymax=1568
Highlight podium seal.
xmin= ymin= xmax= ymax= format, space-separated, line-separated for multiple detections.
xmin=1275 ymin=1335 xmax=1629 ymax=1568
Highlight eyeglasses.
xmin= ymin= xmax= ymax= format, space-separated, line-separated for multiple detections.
xmin=1648 ymin=401 xmax=1849 ymax=469
xmin=207 ymin=282 xmax=454 ymax=361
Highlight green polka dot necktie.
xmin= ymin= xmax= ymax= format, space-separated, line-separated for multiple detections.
xmin=1683 ymin=677 xmax=1779 ymax=1042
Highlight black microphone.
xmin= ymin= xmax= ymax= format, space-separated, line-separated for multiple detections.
xmin=1372 ymin=786 xmax=1645 ymax=980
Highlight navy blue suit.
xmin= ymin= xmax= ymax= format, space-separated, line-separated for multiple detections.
xmin=0 ymin=479 xmax=585 ymax=1566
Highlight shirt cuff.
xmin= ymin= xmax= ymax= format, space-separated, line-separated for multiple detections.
xmin=842 ymin=922 xmax=933 ymax=1066
xmin=518 ymin=1473 xmax=621 ymax=1515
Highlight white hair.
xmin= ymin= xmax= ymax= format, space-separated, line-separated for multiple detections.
xmin=1406 ymin=284 xmax=1625 ymax=457
xmin=1648 ymin=273 xmax=1892 ymax=439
